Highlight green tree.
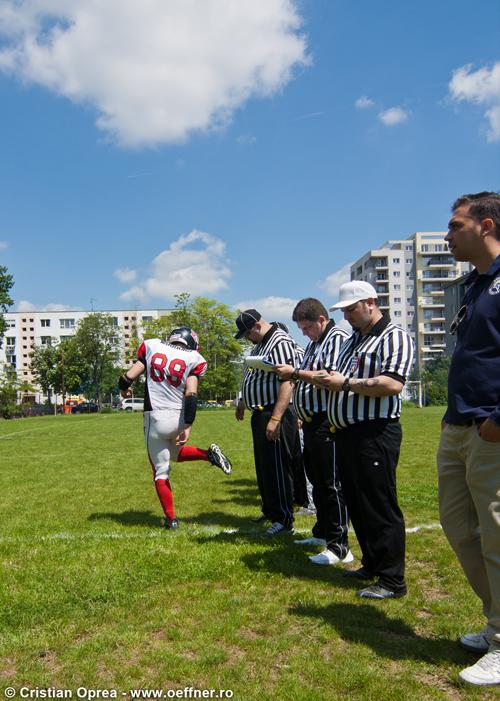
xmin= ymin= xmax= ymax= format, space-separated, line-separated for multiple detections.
xmin=0 ymin=364 xmax=19 ymax=418
xmin=422 ymin=355 xmax=451 ymax=406
xmin=0 ymin=265 xmax=14 ymax=347
xmin=74 ymin=313 xmax=121 ymax=407
xmin=141 ymin=294 xmax=244 ymax=401
xmin=30 ymin=340 xmax=84 ymax=406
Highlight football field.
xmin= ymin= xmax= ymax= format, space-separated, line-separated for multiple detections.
xmin=0 ymin=408 xmax=494 ymax=700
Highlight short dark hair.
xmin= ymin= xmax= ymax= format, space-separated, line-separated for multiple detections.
xmin=292 ymin=298 xmax=329 ymax=322
xmin=452 ymin=191 xmax=500 ymax=239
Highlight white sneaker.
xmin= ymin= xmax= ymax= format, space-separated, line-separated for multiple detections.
xmin=342 ymin=549 xmax=355 ymax=563
xmin=459 ymin=649 xmax=500 ymax=686
xmin=309 ymin=548 xmax=354 ymax=566
xmin=294 ymin=537 xmax=327 ymax=546
xmin=264 ymin=522 xmax=293 ymax=537
xmin=460 ymin=627 xmax=491 ymax=653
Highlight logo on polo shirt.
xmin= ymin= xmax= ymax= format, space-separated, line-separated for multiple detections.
xmin=349 ymin=355 xmax=360 ymax=374
xmin=489 ymin=276 xmax=500 ymax=295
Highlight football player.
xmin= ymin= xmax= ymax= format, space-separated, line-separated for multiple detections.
xmin=119 ymin=326 xmax=232 ymax=530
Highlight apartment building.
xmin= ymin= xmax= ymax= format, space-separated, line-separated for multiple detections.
xmin=351 ymin=232 xmax=470 ymax=372
xmin=0 ymin=308 xmax=173 ymax=394
xmin=351 ymin=238 xmax=416 ymax=342
xmin=443 ymin=272 xmax=471 ymax=356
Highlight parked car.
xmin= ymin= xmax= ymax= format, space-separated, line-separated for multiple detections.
xmin=120 ymin=397 xmax=144 ymax=412
xmin=71 ymin=402 xmax=99 ymax=414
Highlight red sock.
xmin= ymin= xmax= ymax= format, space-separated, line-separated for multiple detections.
xmin=155 ymin=478 xmax=175 ymax=519
xmin=177 ymin=445 xmax=208 ymax=462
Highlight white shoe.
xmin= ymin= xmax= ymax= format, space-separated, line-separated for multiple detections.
xmin=459 ymin=649 xmax=500 ymax=686
xmin=309 ymin=548 xmax=354 ymax=566
xmin=294 ymin=537 xmax=326 ymax=546
xmin=342 ymin=549 xmax=355 ymax=563
xmin=460 ymin=627 xmax=491 ymax=653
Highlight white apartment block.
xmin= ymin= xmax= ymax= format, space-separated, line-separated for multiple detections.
xmin=0 ymin=308 xmax=173 ymax=394
xmin=351 ymin=232 xmax=470 ymax=372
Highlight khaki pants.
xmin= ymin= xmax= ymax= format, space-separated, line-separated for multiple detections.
xmin=437 ymin=423 xmax=500 ymax=649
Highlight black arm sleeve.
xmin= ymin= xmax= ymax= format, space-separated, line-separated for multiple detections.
xmin=118 ymin=374 xmax=133 ymax=391
xmin=184 ymin=394 xmax=198 ymax=425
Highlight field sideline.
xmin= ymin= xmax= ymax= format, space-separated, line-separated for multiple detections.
xmin=0 ymin=408 xmax=495 ymax=700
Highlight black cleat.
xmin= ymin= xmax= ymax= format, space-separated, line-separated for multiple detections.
xmin=163 ymin=517 xmax=179 ymax=530
xmin=207 ymin=443 xmax=232 ymax=474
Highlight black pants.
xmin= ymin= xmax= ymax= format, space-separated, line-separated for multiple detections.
xmin=292 ymin=428 xmax=309 ymax=508
xmin=335 ymin=420 xmax=406 ymax=591
xmin=302 ymin=414 xmax=349 ymax=557
xmin=251 ymin=407 xmax=295 ymax=528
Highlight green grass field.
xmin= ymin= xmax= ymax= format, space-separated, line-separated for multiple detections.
xmin=0 ymin=408 xmax=495 ymax=700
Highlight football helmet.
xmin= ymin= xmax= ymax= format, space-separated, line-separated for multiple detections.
xmin=168 ymin=326 xmax=199 ymax=351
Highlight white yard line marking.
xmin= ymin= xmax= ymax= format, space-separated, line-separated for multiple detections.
xmin=405 ymin=523 xmax=442 ymax=533
xmin=0 ymin=523 xmax=442 ymax=544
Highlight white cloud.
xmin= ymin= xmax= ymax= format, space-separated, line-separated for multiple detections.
xmin=119 ymin=230 xmax=231 ymax=302
xmin=448 ymin=62 xmax=500 ymax=142
xmin=378 ymin=107 xmax=410 ymax=126
xmin=319 ymin=262 xmax=353 ymax=300
xmin=114 ymin=267 xmax=136 ymax=283
xmin=237 ymin=133 xmax=257 ymax=145
xmin=355 ymin=96 xmax=374 ymax=109
xmin=234 ymin=296 xmax=297 ymax=321
xmin=16 ymin=300 xmax=77 ymax=312
xmin=0 ymin=0 xmax=309 ymax=148
xmin=119 ymin=286 xmax=148 ymax=304
xmin=0 ymin=240 xmax=8 ymax=250
xmin=295 ymin=110 xmax=325 ymax=120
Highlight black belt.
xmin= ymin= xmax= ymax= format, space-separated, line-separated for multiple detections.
xmin=449 ymin=418 xmax=485 ymax=427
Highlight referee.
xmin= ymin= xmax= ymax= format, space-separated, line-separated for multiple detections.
xmin=275 ymin=298 xmax=352 ymax=566
xmin=317 ymin=281 xmax=414 ymax=599
xmin=234 ymin=309 xmax=299 ymax=536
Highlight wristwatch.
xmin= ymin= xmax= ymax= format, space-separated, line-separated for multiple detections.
xmin=342 ymin=377 xmax=351 ymax=392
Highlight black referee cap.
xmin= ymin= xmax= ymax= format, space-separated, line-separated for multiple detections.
xmin=234 ymin=309 xmax=261 ymax=339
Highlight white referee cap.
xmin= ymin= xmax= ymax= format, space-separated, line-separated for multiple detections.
xmin=329 ymin=281 xmax=378 ymax=310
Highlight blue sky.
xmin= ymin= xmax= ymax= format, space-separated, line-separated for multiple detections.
xmin=0 ymin=0 xmax=499 ymax=328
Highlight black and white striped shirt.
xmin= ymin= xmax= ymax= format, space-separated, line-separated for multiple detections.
xmin=293 ymin=321 xmax=349 ymax=421
xmin=242 ymin=324 xmax=300 ymax=410
xmin=327 ymin=315 xmax=414 ymax=428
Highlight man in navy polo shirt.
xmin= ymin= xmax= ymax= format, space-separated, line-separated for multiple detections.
xmin=437 ymin=191 xmax=500 ymax=686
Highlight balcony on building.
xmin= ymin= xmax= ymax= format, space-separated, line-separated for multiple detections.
xmin=418 ymin=296 xmax=445 ymax=308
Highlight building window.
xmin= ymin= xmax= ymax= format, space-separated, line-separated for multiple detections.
xmin=5 ymin=337 xmax=15 ymax=346
xmin=141 ymin=316 xmax=153 ymax=322
xmin=111 ymin=317 xmax=119 ymax=326
xmin=394 ymin=311 xmax=402 ymax=317
xmin=393 ymin=271 xmax=400 ymax=277
xmin=60 ymin=335 xmax=73 ymax=342
xmin=394 ymin=284 xmax=401 ymax=290
xmin=7 ymin=320 xmax=15 ymax=328
xmin=392 ymin=257 xmax=400 ymax=264
xmin=394 ymin=297 xmax=401 ymax=303
xmin=60 ymin=318 xmax=75 ymax=329
xmin=40 ymin=336 xmax=52 ymax=346
xmin=41 ymin=319 xmax=51 ymax=327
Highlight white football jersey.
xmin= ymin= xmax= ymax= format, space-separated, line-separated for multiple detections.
xmin=137 ymin=338 xmax=207 ymax=411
